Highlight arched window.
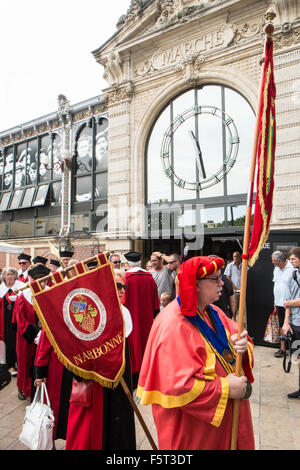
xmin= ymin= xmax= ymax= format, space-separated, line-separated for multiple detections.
xmin=147 ymin=85 xmax=255 ymax=229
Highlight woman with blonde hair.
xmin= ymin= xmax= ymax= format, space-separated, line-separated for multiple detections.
xmin=0 ymin=267 xmax=26 ymax=376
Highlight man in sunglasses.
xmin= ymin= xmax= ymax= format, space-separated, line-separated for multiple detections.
xmin=137 ymin=256 xmax=254 ymax=450
xmin=122 ymin=251 xmax=160 ymax=389
xmin=17 ymin=253 xmax=32 ymax=283
xmin=109 ymin=253 xmax=121 ymax=270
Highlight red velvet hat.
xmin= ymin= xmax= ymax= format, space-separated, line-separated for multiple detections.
xmin=177 ymin=256 xmax=224 ymax=317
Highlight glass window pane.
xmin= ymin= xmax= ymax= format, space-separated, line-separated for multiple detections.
xmin=225 ymin=88 xmax=255 ymax=195
xmin=95 ymin=130 xmax=108 ymax=171
xmin=0 ymin=192 xmax=11 ymax=211
xmin=0 ymin=155 xmax=4 ymax=191
xmin=97 ymin=117 xmax=108 ymax=134
xmin=95 ymin=173 xmax=108 ymax=200
xmin=198 ymin=85 xmax=222 ymax=108
xmin=75 ymin=176 xmax=91 ymax=202
xmin=226 ymin=205 xmax=247 ymax=226
xmin=204 ymin=207 xmax=226 ymax=227
xmin=39 ymin=156 xmax=51 ymax=182
xmin=35 ymin=217 xmax=61 ymax=236
xmin=26 ymin=139 xmax=38 ymax=185
xmin=11 ymin=219 xmax=33 ymax=237
xmin=52 ymin=135 xmax=63 ymax=180
xmin=9 ymin=190 xmax=24 ymax=210
xmin=76 ymin=126 xmax=93 ymax=175
xmin=3 ymin=149 xmax=13 ymax=190
xmin=33 ymin=184 xmax=49 ymax=206
xmin=27 ymin=160 xmax=38 ymax=185
xmin=172 ymin=89 xmax=195 ymax=118
xmin=21 ymin=187 xmax=36 ymax=208
xmin=51 ymin=182 xmax=62 ymax=205
xmin=71 ymin=213 xmax=90 ymax=232
xmin=147 ymin=106 xmax=172 ymax=203
xmin=15 ymin=162 xmax=26 ymax=188
xmin=0 ymin=222 xmax=9 ymax=238
xmin=91 ymin=210 xmax=108 ymax=233
xmin=15 ymin=143 xmax=26 ymax=188
xmin=39 ymin=135 xmax=51 ymax=182
xmin=193 ymin=87 xmax=223 ymax=198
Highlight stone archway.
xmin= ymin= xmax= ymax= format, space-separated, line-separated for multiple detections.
xmin=131 ymin=66 xmax=259 ymax=234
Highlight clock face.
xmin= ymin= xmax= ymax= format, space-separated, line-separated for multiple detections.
xmin=160 ymin=105 xmax=239 ymax=191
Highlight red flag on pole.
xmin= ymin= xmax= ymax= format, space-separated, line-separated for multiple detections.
xmin=30 ymin=253 xmax=125 ymax=388
xmin=248 ymin=39 xmax=276 ymax=266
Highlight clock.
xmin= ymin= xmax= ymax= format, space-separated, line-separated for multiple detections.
xmin=160 ymin=105 xmax=239 ymax=191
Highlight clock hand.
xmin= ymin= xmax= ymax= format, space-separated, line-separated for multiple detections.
xmin=188 ymin=130 xmax=206 ymax=179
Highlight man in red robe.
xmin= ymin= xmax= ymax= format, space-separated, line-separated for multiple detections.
xmin=17 ymin=253 xmax=31 ymax=283
xmin=137 ymin=256 xmax=255 ymax=450
xmin=13 ymin=265 xmax=49 ymax=400
xmin=123 ymin=251 xmax=160 ymax=389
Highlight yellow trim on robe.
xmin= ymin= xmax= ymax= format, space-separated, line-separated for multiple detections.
xmin=210 ymin=377 xmax=229 ymax=427
xmin=247 ymin=341 xmax=254 ymax=369
xmin=202 ymin=333 xmax=217 ymax=379
xmin=136 ymin=377 xmax=206 ymax=408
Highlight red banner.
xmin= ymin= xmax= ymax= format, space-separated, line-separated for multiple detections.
xmin=31 ymin=253 xmax=125 ymax=388
xmin=248 ymin=40 xmax=276 ymax=267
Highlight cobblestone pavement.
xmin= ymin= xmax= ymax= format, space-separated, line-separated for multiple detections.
xmin=0 ymin=345 xmax=299 ymax=450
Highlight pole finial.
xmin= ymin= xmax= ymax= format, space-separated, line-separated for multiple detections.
xmin=264 ymin=5 xmax=277 ymax=38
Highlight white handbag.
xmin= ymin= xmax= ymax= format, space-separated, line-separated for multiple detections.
xmin=19 ymin=382 xmax=55 ymax=450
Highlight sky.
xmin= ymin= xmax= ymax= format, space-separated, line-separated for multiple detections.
xmin=0 ymin=0 xmax=131 ymax=133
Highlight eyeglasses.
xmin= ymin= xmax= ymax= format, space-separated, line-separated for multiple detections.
xmin=167 ymin=260 xmax=176 ymax=265
xmin=116 ymin=283 xmax=126 ymax=290
xmin=112 ymin=260 xmax=121 ymax=264
xmin=198 ymin=276 xmax=223 ymax=283
xmin=19 ymin=262 xmax=29 ymax=265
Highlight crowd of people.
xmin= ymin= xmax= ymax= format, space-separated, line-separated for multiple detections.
xmin=0 ymin=248 xmax=183 ymax=449
xmin=0 ymin=245 xmax=298 ymax=450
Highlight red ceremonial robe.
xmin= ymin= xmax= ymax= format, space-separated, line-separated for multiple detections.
xmin=34 ymin=329 xmax=73 ymax=440
xmin=17 ymin=270 xmax=29 ymax=284
xmin=0 ymin=281 xmax=25 ymax=366
xmin=123 ymin=269 xmax=159 ymax=383
xmin=65 ymin=306 xmax=136 ymax=450
xmin=13 ymin=290 xmax=39 ymax=398
xmin=0 ymin=297 xmax=17 ymax=368
xmin=65 ymin=340 xmax=136 ymax=450
xmin=137 ymin=300 xmax=255 ymax=450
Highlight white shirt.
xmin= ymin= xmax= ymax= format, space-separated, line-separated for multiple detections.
xmin=0 ymin=280 xmax=26 ymax=298
xmin=126 ymin=267 xmax=147 ymax=273
xmin=224 ymin=261 xmax=242 ymax=290
xmin=273 ymin=261 xmax=294 ymax=307
xmin=121 ymin=305 xmax=133 ymax=338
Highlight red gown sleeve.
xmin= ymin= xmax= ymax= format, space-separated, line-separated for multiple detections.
xmin=15 ymin=294 xmax=39 ymax=344
xmin=34 ymin=329 xmax=52 ymax=378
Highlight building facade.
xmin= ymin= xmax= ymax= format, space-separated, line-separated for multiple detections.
xmin=0 ymin=0 xmax=300 ymax=342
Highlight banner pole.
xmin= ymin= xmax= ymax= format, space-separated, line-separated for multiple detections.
xmin=230 ymin=7 xmax=276 ymax=450
xmin=15 ymin=252 xmax=115 ymax=293
xmin=120 ymin=378 xmax=158 ymax=450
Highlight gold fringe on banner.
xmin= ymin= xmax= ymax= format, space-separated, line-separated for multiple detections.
xmin=248 ymin=64 xmax=273 ymax=268
xmin=30 ymin=255 xmax=126 ymax=389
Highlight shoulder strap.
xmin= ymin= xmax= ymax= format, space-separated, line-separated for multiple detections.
xmin=292 ymin=270 xmax=300 ymax=288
